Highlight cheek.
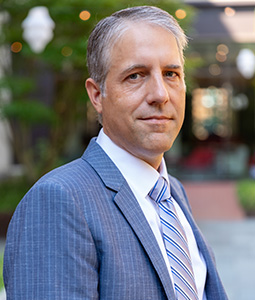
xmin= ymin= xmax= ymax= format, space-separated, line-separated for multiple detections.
xmin=175 ymin=83 xmax=186 ymax=106
xmin=102 ymin=95 xmax=132 ymax=127
xmin=112 ymin=95 xmax=140 ymax=117
xmin=172 ymin=90 xmax=185 ymax=111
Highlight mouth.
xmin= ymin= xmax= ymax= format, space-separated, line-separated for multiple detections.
xmin=139 ymin=115 xmax=173 ymax=124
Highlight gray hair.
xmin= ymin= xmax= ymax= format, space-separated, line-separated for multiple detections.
xmin=87 ymin=5 xmax=188 ymax=93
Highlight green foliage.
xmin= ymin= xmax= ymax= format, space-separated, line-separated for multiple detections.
xmin=0 ymin=76 xmax=35 ymax=97
xmin=2 ymin=100 xmax=56 ymax=125
xmin=0 ymin=0 xmax=196 ymax=184
xmin=0 ymin=177 xmax=30 ymax=212
xmin=237 ymin=179 xmax=255 ymax=216
xmin=1 ymin=0 xmax=194 ymax=71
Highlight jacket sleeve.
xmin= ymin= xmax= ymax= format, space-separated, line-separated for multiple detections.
xmin=4 ymin=181 xmax=99 ymax=300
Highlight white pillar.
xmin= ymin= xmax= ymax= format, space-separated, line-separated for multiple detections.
xmin=0 ymin=119 xmax=12 ymax=175
xmin=0 ymin=12 xmax=12 ymax=176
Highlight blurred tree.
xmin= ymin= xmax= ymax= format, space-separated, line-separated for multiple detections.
xmin=0 ymin=0 xmax=196 ymax=184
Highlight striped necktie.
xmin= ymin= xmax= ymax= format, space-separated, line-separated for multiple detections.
xmin=149 ymin=176 xmax=198 ymax=300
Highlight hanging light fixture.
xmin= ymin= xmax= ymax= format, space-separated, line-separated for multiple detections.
xmin=236 ymin=48 xmax=255 ymax=79
xmin=22 ymin=6 xmax=55 ymax=53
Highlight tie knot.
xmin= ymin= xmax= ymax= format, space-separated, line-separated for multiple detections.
xmin=149 ymin=176 xmax=170 ymax=203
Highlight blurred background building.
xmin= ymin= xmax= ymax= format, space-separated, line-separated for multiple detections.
xmin=167 ymin=0 xmax=255 ymax=181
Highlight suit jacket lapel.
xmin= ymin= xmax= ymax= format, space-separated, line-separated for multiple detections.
xmin=83 ymin=138 xmax=176 ymax=299
xmin=114 ymin=184 xmax=176 ymax=299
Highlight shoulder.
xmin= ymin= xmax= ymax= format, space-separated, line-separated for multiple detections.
xmin=29 ymin=155 xmax=107 ymax=206
xmin=34 ymin=138 xmax=106 ymax=193
xmin=37 ymin=157 xmax=95 ymax=188
xmin=15 ymin=139 xmax=108 ymax=214
xmin=8 ymin=152 xmax=107 ymax=239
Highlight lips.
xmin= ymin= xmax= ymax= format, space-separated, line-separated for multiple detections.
xmin=139 ymin=115 xmax=173 ymax=125
xmin=141 ymin=115 xmax=170 ymax=120
xmin=140 ymin=115 xmax=173 ymax=120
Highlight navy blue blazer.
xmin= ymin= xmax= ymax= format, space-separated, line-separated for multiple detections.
xmin=4 ymin=138 xmax=228 ymax=299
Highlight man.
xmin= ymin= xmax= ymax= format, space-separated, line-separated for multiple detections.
xmin=4 ymin=6 xmax=228 ymax=300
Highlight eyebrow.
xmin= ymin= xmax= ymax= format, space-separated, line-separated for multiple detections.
xmin=120 ymin=64 xmax=147 ymax=77
xmin=120 ymin=63 xmax=182 ymax=77
xmin=165 ymin=64 xmax=182 ymax=70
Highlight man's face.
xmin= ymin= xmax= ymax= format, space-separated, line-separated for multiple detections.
xmin=88 ymin=23 xmax=186 ymax=169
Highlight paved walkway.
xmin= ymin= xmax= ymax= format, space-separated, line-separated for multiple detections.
xmin=0 ymin=289 xmax=5 ymax=300
xmin=199 ymin=219 xmax=255 ymax=300
xmin=184 ymin=180 xmax=255 ymax=299
xmin=183 ymin=181 xmax=245 ymax=220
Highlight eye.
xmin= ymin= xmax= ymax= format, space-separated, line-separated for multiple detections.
xmin=128 ymin=73 xmax=140 ymax=80
xmin=165 ymin=71 xmax=178 ymax=78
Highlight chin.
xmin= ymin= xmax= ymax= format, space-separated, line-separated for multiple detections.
xmin=148 ymin=143 xmax=173 ymax=156
xmin=151 ymin=136 xmax=174 ymax=151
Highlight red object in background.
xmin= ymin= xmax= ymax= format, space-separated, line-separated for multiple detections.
xmin=182 ymin=147 xmax=215 ymax=169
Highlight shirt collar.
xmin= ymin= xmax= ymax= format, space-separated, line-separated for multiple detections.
xmin=96 ymin=128 xmax=169 ymax=198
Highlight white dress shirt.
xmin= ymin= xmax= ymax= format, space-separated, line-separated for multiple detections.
xmin=96 ymin=128 xmax=207 ymax=300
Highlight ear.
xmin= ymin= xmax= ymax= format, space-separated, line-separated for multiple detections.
xmin=85 ymin=78 xmax=103 ymax=114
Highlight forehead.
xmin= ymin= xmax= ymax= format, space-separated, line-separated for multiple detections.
xmin=107 ymin=23 xmax=181 ymax=70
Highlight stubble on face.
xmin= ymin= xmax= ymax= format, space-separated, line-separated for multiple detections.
xmin=97 ymin=23 xmax=186 ymax=169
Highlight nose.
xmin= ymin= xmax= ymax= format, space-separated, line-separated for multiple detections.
xmin=146 ymin=73 xmax=169 ymax=105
